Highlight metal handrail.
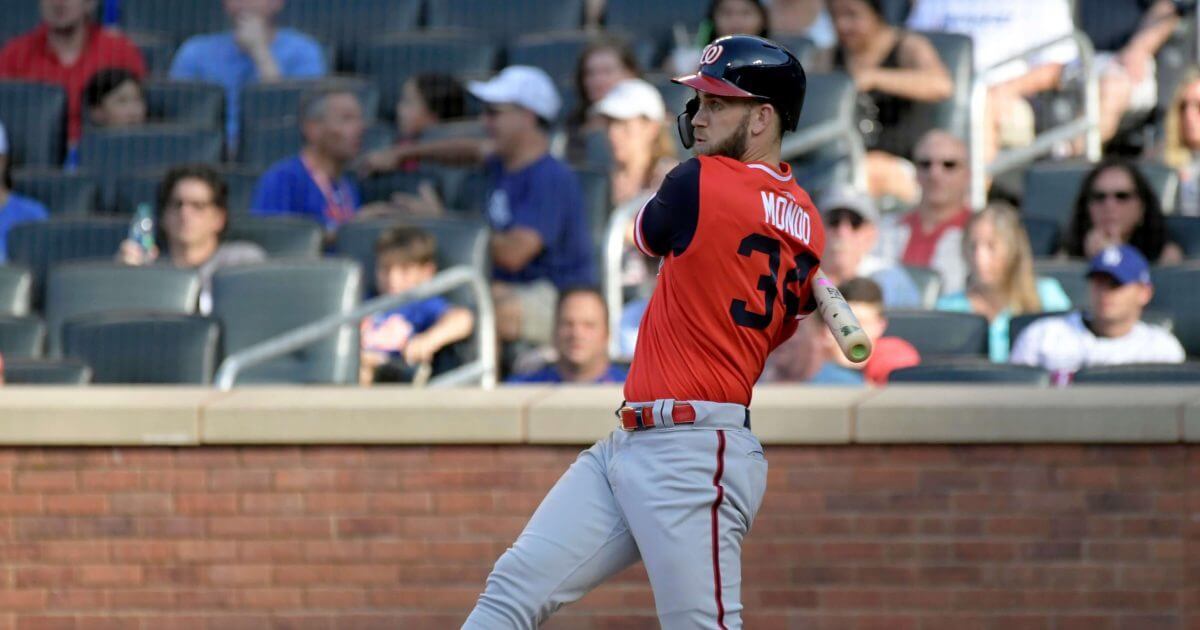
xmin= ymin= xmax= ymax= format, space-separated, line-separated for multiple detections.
xmin=213 ymin=266 xmax=497 ymax=390
xmin=968 ymin=30 xmax=1101 ymax=209
xmin=604 ymin=198 xmax=646 ymax=360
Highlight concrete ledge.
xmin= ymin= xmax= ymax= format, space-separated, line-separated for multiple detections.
xmin=524 ymin=385 xmax=624 ymax=444
xmin=856 ymin=386 xmax=1199 ymax=443
xmin=1184 ymin=393 xmax=1200 ymax=442
xmin=0 ymin=387 xmax=212 ymax=445
xmin=743 ymin=386 xmax=873 ymax=444
xmin=201 ymin=386 xmax=550 ymax=444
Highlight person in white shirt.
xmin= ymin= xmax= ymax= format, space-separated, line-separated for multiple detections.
xmin=1010 ymin=244 xmax=1185 ymax=381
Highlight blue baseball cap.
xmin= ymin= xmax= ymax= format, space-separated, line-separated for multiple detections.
xmin=1087 ymin=244 xmax=1151 ymax=286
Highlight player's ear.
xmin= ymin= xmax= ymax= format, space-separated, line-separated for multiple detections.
xmin=750 ymin=102 xmax=775 ymax=137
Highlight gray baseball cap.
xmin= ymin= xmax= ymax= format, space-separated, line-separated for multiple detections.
xmin=819 ymin=186 xmax=879 ymax=224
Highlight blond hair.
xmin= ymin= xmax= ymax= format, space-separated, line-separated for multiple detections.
xmin=965 ymin=202 xmax=1041 ymax=315
xmin=1162 ymin=67 xmax=1200 ymax=170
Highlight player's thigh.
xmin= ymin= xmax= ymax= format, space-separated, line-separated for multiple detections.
xmin=613 ymin=428 xmax=768 ymax=629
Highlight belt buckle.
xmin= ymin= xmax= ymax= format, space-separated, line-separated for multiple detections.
xmin=616 ymin=405 xmax=651 ymax=431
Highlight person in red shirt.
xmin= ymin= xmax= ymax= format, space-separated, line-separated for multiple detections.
xmin=0 ymin=0 xmax=145 ymax=145
xmin=464 ymin=36 xmax=819 ymax=630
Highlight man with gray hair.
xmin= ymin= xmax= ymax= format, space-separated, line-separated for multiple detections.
xmin=251 ymin=85 xmax=365 ymax=230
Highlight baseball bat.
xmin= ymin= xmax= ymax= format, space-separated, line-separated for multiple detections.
xmin=811 ymin=270 xmax=873 ymax=363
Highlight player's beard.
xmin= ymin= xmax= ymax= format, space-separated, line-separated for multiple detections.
xmin=699 ymin=110 xmax=751 ymax=160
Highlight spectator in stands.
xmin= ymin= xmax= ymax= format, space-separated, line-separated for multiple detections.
xmin=251 ymin=86 xmax=364 ymax=231
xmin=936 ymin=202 xmax=1072 ymax=363
xmin=1063 ymin=159 xmax=1184 ymax=265
xmin=116 ymin=164 xmax=266 ymax=314
xmin=359 ymin=225 xmax=475 ymax=385
xmin=1162 ymin=68 xmax=1200 ymax=216
xmin=566 ymin=36 xmax=642 ymax=165
xmin=360 ymin=74 xmax=467 ymax=175
xmin=819 ymin=187 xmax=921 ymax=308
xmin=1079 ymin=0 xmax=1184 ymax=144
xmin=669 ymin=0 xmax=771 ymax=75
xmin=0 ymin=0 xmax=145 ymax=145
xmin=876 ymin=129 xmax=971 ymax=294
xmin=82 ymin=67 xmax=146 ymax=128
xmin=812 ymin=0 xmax=952 ymax=203
xmin=169 ymin=0 xmax=326 ymax=143
xmin=370 ymin=66 xmax=595 ymax=348
xmin=509 ymin=287 xmax=626 ymax=384
xmin=0 ymin=122 xmax=49 ymax=262
xmin=907 ymin=0 xmax=1076 ymax=162
xmin=1011 ymin=244 xmax=1185 ymax=382
xmin=770 ymin=0 xmax=836 ymax=49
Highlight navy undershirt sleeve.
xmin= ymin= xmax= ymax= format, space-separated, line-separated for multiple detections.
xmin=639 ymin=158 xmax=701 ymax=257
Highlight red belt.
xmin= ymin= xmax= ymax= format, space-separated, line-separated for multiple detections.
xmin=617 ymin=402 xmax=696 ymax=431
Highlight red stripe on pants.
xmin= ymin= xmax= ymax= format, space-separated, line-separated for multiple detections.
xmin=710 ymin=430 xmax=727 ymax=630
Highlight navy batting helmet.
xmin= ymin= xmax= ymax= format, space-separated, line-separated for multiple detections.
xmin=672 ymin=35 xmax=807 ymax=149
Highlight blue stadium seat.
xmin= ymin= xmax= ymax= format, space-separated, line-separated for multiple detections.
xmin=333 ymin=215 xmax=489 ymax=296
xmin=351 ymin=33 xmax=498 ymax=121
xmin=143 ymin=80 xmax=225 ymax=131
xmin=1022 ymin=216 xmax=1061 ymax=258
xmin=240 ymin=78 xmax=380 ymax=133
xmin=128 ymin=31 xmax=176 ymax=77
xmin=212 ymin=259 xmax=361 ymax=384
xmin=224 ymin=216 xmax=323 ymax=259
xmin=1022 ymin=161 xmax=1178 ymax=233
xmin=62 ymin=312 xmax=220 ymax=384
xmin=605 ymin=0 xmax=708 ymax=61
xmin=788 ymin=73 xmax=859 ymax=201
xmin=427 ymin=0 xmax=585 ymax=41
xmin=0 ymin=265 xmax=31 ymax=316
xmin=900 ymin=265 xmax=942 ymax=309
xmin=2 ymin=358 xmax=91 ymax=385
xmin=1073 ymin=362 xmax=1200 ymax=384
xmin=11 ymin=168 xmax=97 ymax=217
xmin=45 ymin=263 xmax=200 ymax=357
xmin=238 ymin=121 xmax=300 ymax=169
xmin=1166 ymin=216 xmax=1200 ymax=259
xmin=121 ymin=0 xmax=227 ymax=42
xmin=576 ymin=167 xmax=612 ymax=254
xmin=508 ymin=32 xmax=593 ymax=83
xmin=278 ymin=0 xmax=422 ymax=69
xmin=0 ymin=0 xmax=42 ymax=43
xmin=1033 ymin=260 xmax=1090 ymax=308
xmin=883 ymin=310 xmax=990 ymax=359
xmin=0 ymin=80 xmax=66 ymax=167
xmin=1149 ymin=265 xmax=1200 ymax=357
xmin=6 ymin=218 xmax=129 ymax=307
xmin=78 ymin=124 xmax=224 ymax=176
xmin=0 ymin=315 xmax=44 ymax=359
xmin=915 ymin=32 xmax=973 ymax=145
xmin=889 ymin=362 xmax=1051 ymax=385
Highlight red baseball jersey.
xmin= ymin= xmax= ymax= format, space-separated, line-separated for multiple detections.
xmin=624 ymin=155 xmax=826 ymax=406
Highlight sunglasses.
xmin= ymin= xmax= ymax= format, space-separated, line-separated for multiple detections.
xmin=827 ymin=209 xmax=864 ymax=229
xmin=1088 ymin=189 xmax=1136 ymax=203
xmin=915 ymin=159 xmax=960 ymax=171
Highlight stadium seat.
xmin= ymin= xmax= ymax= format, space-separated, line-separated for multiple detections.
xmin=1166 ymin=215 xmax=1200 ymax=258
xmin=649 ymin=74 xmax=696 ymax=119
xmin=0 ymin=265 xmax=31 ymax=316
xmin=575 ymin=167 xmax=612 ymax=253
xmin=220 ymin=166 xmax=264 ymax=217
xmin=2 ymin=358 xmax=91 ymax=385
xmin=44 ymin=263 xmax=200 ymax=357
xmin=1022 ymin=161 xmax=1178 ymax=233
xmin=239 ymin=78 xmax=380 ymax=134
xmin=224 ymin=216 xmax=323 ymax=259
xmin=1149 ymin=265 xmax=1200 ymax=357
xmin=0 ymin=0 xmax=42 ymax=43
xmin=771 ymin=35 xmax=817 ymax=64
xmin=143 ymin=80 xmax=225 ymax=131
xmin=883 ymin=310 xmax=989 ymax=359
xmin=889 ymin=362 xmax=1051 ymax=385
xmin=11 ymin=168 xmax=97 ymax=217
xmin=62 ymin=312 xmax=220 ymax=384
xmin=121 ymin=0 xmax=227 ymax=42
xmin=109 ymin=164 xmax=261 ymax=216
xmin=278 ymin=0 xmax=422 ymax=68
xmin=604 ymin=0 xmax=708 ymax=58
xmin=128 ymin=31 xmax=176 ymax=77
xmin=0 ymin=80 xmax=66 ymax=166
xmin=427 ymin=0 xmax=585 ymax=41
xmin=359 ymin=170 xmax=440 ymax=206
xmin=6 ymin=218 xmax=129 ymax=307
xmin=1033 ymin=260 xmax=1090 ymax=308
xmin=1073 ymin=362 xmax=1200 ymax=384
xmin=448 ymin=169 xmax=493 ymax=214
xmin=238 ymin=121 xmax=301 ymax=169
xmin=211 ymin=259 xmax=361 ymax=384
xmin=900 ymin=265 xmax=941 ymax=309
xmin=351 ymin=33 xmax=498 ymax=121
xmin=333 ymin=215 xmax=489 ymax=295
xmin=78 ymin=124 xmax=224 ymax=177
xmin=509 ymin=32 xmax=593 ymax=83
xmin=0 ymin=315 xmax=44 ymax=358
xmin=911 ymin=32 xmax=973 ymax=142
xmin=787 ymin=73 xmax=858 ymax=201
xmin=1022 ymin=216 xmax=1061 ymax=258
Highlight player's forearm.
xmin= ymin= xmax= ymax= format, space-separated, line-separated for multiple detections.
xmin=423 ymin=308 xmax=475 ymax=349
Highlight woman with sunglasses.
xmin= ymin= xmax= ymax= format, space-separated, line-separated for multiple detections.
xmin=937 ymin=202 xmax=1071 ymax=363
xmin=1064 ymin=159 xmax=1183 ymax=265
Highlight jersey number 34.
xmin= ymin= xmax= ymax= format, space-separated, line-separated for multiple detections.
xmin=729 ymin=233 xmax=817 ymax=330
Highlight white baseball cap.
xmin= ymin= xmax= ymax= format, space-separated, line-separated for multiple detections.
xmin=592 ymin=79 xmax=667 ymax=122
xmin=468 ymin=65 xmax=561 ymax=122
xmin=0 ymin=121 xmax=7 ymax=155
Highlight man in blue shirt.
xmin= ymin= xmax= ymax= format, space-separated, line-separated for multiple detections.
xmin=0 ymin=122 xmax=48 ymax=262
xmin=169 ymin=0 xmax=326 ymax=143
xmin=509 ymin=288 xmax=626 ymax=384
xmin=251 ymin=85 xmax=364 ymax=231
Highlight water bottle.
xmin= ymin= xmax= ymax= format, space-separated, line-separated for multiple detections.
xmin=129 ymin=202 xmax=156 ymax=255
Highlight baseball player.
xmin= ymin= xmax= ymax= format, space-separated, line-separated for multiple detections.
xmin=463 ymin=35 xmax=823 ymax=630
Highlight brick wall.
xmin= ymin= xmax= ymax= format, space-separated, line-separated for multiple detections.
xmin=0 ymin=444 xmax=1195 ymax=629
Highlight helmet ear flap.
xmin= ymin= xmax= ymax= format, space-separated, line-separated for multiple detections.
xmin=677 ymin=97 xmax=699 ymax=149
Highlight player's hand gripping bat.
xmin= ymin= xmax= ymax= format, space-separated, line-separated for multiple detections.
xmin=811 ymin=270 xmax=872 ymax=363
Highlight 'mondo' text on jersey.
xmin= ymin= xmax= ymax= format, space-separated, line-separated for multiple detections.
xmin=625 ymin=155 xmax=826 ymax=406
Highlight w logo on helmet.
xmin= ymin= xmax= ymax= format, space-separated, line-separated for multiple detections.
xmin=700 ymin=44 xmax=724 ymax=65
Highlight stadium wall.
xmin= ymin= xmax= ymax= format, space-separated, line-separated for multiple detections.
xmin=0 ymin=385 xmax=1197 ymax=629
